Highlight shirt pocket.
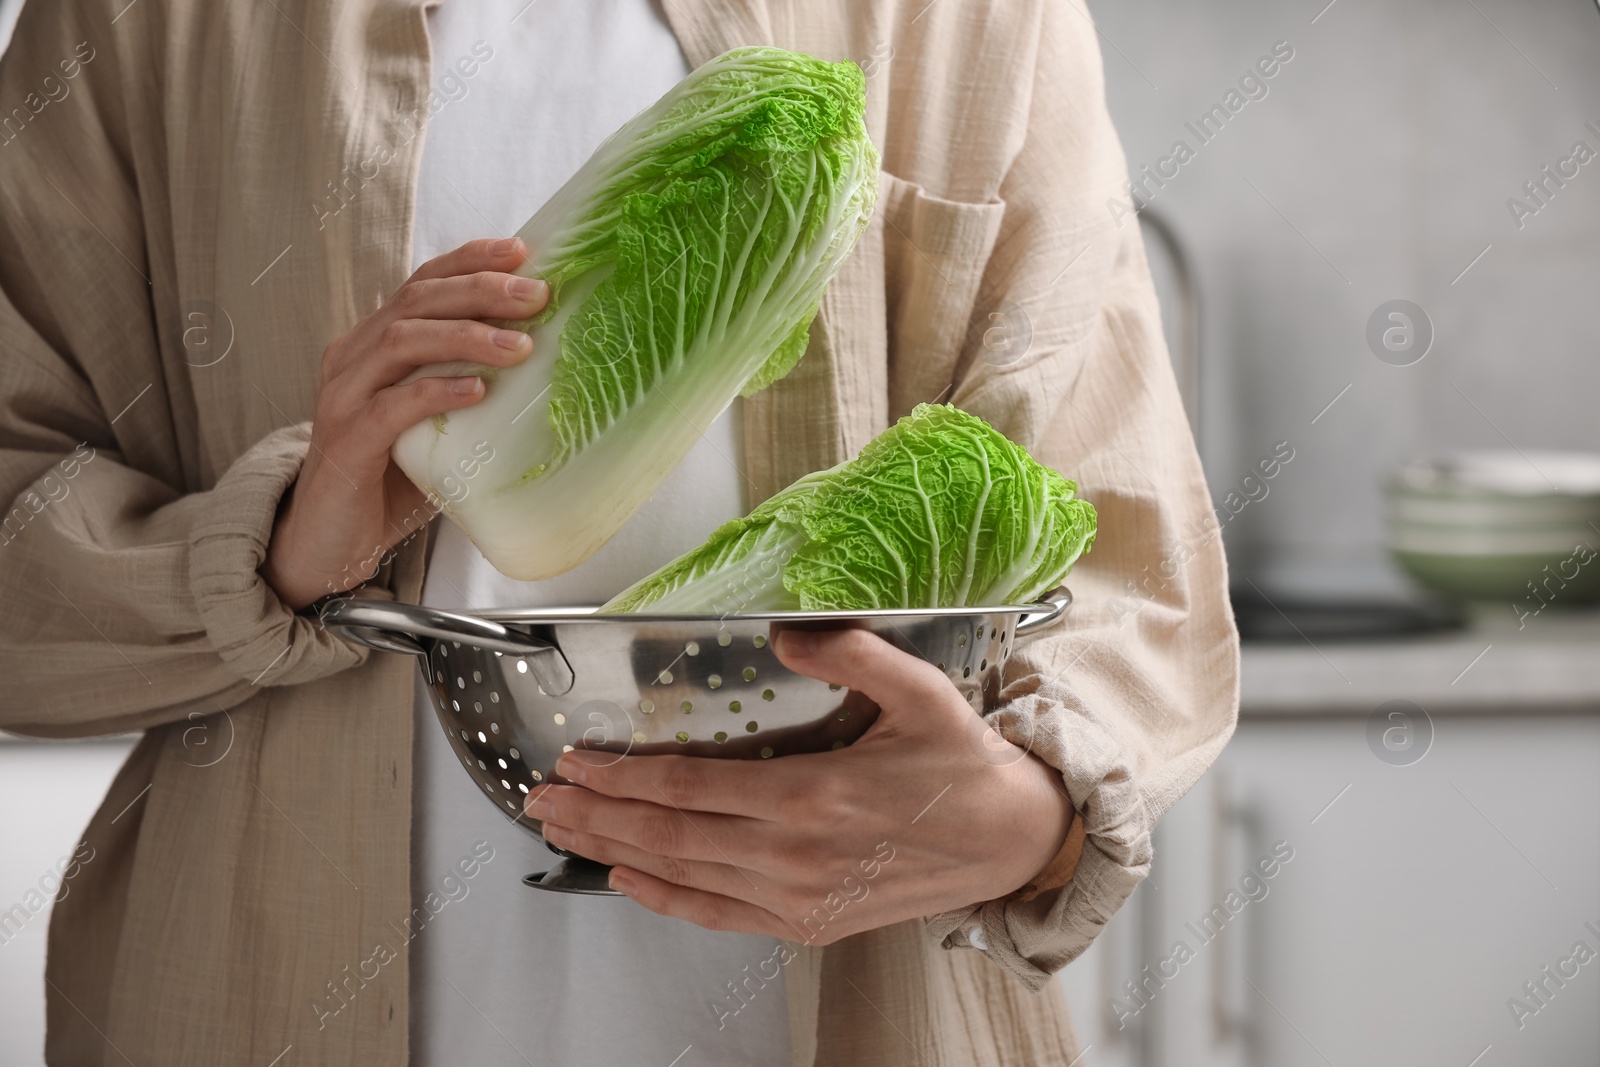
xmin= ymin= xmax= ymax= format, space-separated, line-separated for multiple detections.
xmin=879 ymin=171 xmax=1007 ymax=418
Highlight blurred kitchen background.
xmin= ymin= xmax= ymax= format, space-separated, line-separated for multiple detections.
xmin=1102 ymin=0 xmax=1599 ymax=601
xmin=1056 ymin=2 xmax=1600 ymax=1066
xmin=2 ymin=1 xmax=1598 ymax=1065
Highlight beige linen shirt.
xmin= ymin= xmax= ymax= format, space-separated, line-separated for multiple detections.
xmin=0 ymin=0 xmax=1239 ymax=1064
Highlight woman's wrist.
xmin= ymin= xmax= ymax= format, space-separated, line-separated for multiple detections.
xmin=1012 ymin=801 xmax=1086 ymax=904
xmin=260 ymin=491 xmax=319 ymax=611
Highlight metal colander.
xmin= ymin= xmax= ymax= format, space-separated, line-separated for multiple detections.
xmin=322 ymin=588 xmax=1071 ymax=894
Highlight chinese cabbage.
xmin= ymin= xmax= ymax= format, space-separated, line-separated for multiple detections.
xmin=392 ymin=47 xmax=879 ymax=580
xmin=602 ymin=405 xmax=1098 ymax=614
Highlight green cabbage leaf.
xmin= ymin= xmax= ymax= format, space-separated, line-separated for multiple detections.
xmin=602 ymin=405 xmax=1098 ymax=614
xmin=392 ymin=47 xmax=879 ymax=580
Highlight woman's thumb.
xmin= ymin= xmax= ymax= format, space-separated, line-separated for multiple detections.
xmin=772 ymin=626 xmax=950 ymax=712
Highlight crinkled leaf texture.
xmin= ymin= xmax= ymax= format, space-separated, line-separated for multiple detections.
xmin=602 ymin=405 xmax=1098 ymax=614
xmin=392 ymin=47 xmax=879 ymax=580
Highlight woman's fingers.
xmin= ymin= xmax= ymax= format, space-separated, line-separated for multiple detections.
xmin=540 ymin=822 xmax=779 ymax=909
xmin=772 ymin=628 xmax=950 ymax=710
xmin=554 ymin=750 xmax=797 ymax=821
xmin=388 ymin=270 xmax=549 ymax=326
xmin=345 ymin=316 xmax=534 ymax=395
xmin=606 ymin=865 xmax=802 ymax=942
xmin=352 ymin=375 xmax=487 ymax=460
xmin=408 ymin=236 xmax=526 ymax=283
xmin=327 ymin=272 xmax=547 ymax=384
xmin=527 ymin=784 xmax=766 ymax=867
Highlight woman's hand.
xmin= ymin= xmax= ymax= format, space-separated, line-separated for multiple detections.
xmin=524 ymin=628 xmax=1076 ymax=944
xmin=262 ymin=238 xmax=548 ymax=610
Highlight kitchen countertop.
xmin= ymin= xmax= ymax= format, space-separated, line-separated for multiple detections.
xmin=1241 ymin=604 xmax=1600 ymax=716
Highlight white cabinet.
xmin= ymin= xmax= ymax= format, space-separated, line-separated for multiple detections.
xmin=0 ymin=737 xmax=138 ymax=1067
xmin=1057 ymin=713 xmax=1600 ymax=1067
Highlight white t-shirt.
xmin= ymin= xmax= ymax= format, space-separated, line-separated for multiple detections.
xmin=407 ymin=2 xmax=791 ymax=1064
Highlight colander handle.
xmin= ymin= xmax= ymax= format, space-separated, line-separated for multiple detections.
xmin=1015 ymin=586 xmax=1072 ymax=637
xmin=317 ymin=598 xmax=575 ymax=696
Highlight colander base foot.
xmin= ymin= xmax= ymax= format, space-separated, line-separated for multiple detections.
xmin=523 ymin=857 xmax=623 ymax=896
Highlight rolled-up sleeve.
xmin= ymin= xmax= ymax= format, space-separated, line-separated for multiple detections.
xmin=0 ymin=0 xmax=384 ymax=738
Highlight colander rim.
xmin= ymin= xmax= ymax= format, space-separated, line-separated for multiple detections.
xmin=471 ymin=589 xmax=1070 ymax=627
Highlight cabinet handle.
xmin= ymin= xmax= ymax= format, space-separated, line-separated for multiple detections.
xmin=1097 ymin=892 xmax=1134 ymax=1043
xmin=1210 ymin=770 xmax=1263 ymax=1050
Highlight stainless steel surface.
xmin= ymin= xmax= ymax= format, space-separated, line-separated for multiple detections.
xmin=324 ymin=600 xmax=576 ymax=694
xmin=521 ymin=857 xmax=618 ymax=895
xmin=322 ymin=589 xmax=1072 ymax=892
